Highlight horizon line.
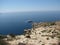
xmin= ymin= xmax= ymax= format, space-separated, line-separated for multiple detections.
xmin=0 ymin=10 xmax=60 ymax=13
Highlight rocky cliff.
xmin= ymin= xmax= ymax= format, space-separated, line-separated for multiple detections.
xmin=1 ymin=21 xmax=60 ymax=45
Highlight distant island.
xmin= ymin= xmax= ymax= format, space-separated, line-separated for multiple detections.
xmin=0 ymin=21 xmax=60 ymax=45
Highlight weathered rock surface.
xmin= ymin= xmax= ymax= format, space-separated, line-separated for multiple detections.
xmin=2 ymin=22 xmax=60 ymax=45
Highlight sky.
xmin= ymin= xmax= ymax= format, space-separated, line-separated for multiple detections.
xmin=0 ymin=0 xmax=60 ymax=13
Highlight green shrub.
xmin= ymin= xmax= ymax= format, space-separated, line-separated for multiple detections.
xmin=0 ymin=35 xmax=7 ymax=39
xmin=49 ymin=22 xmax=56 ymax=25
xmin=46 ymin=37 xmax=49 ymax=40
xmin=9 ymin=34 xmax=15 ymax=38
xmin=0 ymin=40 xmax=9 ymax=45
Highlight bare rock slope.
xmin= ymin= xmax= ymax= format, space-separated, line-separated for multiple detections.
xmin=2 ymin=21 xmax=60 ymax=45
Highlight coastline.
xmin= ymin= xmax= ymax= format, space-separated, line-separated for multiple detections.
xmin=0 ymin=21 xmax=60 ymax=45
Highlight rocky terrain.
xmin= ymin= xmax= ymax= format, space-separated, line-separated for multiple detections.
xmin=0 ymin=21 xmax=60 ymax=45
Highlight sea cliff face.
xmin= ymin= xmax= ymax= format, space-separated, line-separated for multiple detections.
xmin=0 ymin=21 xmax=60 ymax=45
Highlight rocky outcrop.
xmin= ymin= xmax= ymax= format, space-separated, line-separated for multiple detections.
xmin=2 ymin=22 xmax=60 ymax=45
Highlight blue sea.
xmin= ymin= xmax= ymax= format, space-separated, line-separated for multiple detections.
xmin=0 ymin=11 xmax=60 ymax=35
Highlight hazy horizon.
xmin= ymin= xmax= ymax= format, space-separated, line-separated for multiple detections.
xmin=0 ymin=0 xmax=60 ymax=13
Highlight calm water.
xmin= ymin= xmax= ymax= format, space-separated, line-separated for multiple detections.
xmin=0 ymin=11 xmax=60 ymax=35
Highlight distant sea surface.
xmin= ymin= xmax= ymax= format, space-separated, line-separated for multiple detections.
xmin=0 ymin=11 xmax=60 ymax=35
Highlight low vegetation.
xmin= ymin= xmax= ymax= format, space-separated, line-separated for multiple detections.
xmin=0 ymin=21 xmax=60 ymax=45
xmin=0 ymin=40 xmax=9 ymax=45
xmin=9 ymin=34 xmax=15 ymax=38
